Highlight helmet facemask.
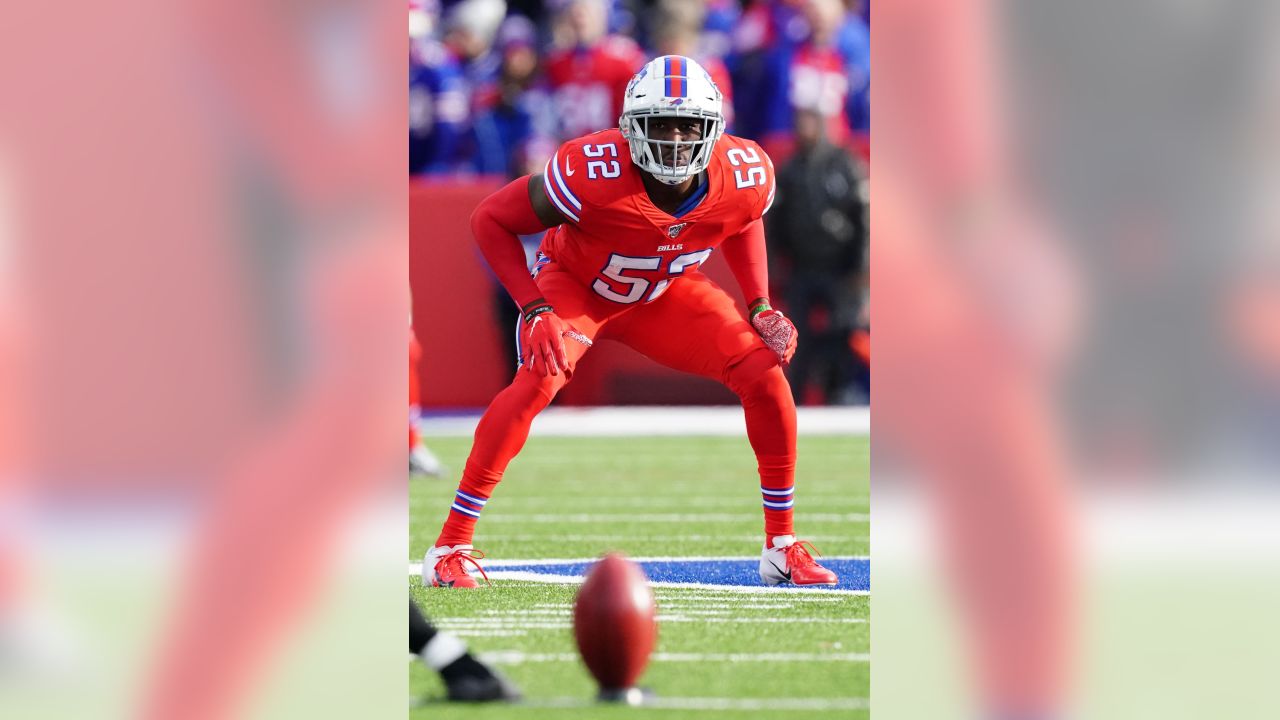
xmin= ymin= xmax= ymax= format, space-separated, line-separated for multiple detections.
xmin=621 ymin=107 xmax=724 ymax=185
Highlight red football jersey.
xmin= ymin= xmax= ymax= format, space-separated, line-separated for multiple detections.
xmin=539 ymin=129 xmax=775 ymax=307
xmin=544 ymin=38 xmax=647 ymax=141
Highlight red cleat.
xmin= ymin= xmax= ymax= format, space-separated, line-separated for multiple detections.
xmin=759 ymin=536 xmax=839 ymax=586
xmin=424 ymin=545 xmax=490 ymax=589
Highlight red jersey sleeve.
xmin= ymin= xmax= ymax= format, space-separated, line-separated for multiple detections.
xmin=712 ymin=136 xmax=778 ymax=303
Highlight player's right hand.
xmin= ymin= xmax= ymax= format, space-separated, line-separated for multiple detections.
xmin=520 ymin=302 xmax=570 ymax=377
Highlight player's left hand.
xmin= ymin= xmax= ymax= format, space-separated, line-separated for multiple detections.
xmin=751 ymin=308 xmax=798 ymax=365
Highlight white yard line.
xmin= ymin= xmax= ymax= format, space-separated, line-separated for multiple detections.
xmin=467 ymin=570 xmax=870 ymax=595
xmin=648 ymin=593 xmax=847 ymax=601
xmin=656 ymin=616 xmax=867 ymax=623
xmin=468 ymin=534 xmax=868 ymax=543
xmin=480 ymin=554 xmax=869 ymax=566
xmin=645 ymin=697 xmax=870 ymax=711
xmin=480 ymin=497 xmax=868 ymax=508
xmin=514 ymin=696 xmax=870 ymax=711
xmin=479 ymin=651 xmax=869 ymax=665
xmin=435 ymin=616 xmax=866 ymax=626
xmin=477 ymin=513 xmax=869 ymax=523
xmin=411 ymin=556 xmax=870 ymax=594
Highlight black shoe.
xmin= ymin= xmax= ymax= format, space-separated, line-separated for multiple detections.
xmin=440 ymin=654 xmax=521 ymax=702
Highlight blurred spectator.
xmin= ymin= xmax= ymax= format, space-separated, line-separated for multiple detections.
xmin=739 ymin=0 xmax=867 ymax=161
xmin=413 ymin=0 xmax=870 ymax=174
xmin=410 ymin=0 xmax=507 ymax=174
xmin=471 ymin=14 xmax=557 ymax=175
xmin=543 ymin=0 xmax=646 ymax=140
xmin=409 ymin=0 xmax=439 ymax=42
xmin=700 ymin=0 xmax=743 ymax=61
xmin=838 ymin=1 xmax=870 ymax=136
xmin=648 ymin=0 xmax=736 ymax=131
xmin=768 ymin=105 xmax=868 ymax=404
xmin=728 ymin=0 xmax=808 ymax=142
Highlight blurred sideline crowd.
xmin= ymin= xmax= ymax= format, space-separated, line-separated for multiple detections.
xmin=411 ymin=0 xmax=869 ymax=404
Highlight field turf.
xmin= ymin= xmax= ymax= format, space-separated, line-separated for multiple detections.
xmin=410 ymin=434 xmax=869 ymax=719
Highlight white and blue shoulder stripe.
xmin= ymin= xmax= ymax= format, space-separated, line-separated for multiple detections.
xmin=542 ymin=151 xmax=582 ymax=222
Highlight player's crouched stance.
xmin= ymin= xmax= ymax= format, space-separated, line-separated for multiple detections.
xmin=422 ymin=55 xmax=838 ymax=589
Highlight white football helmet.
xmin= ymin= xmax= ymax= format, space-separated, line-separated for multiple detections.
xmin=619 ymin=55 xmax=725 ymax=185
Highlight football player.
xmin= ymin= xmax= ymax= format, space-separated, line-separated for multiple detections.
xmin=423 ymin=55 xmax=839 ymax=588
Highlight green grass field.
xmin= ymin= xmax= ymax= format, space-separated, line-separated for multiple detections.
xmin=410 ymin=434 xmax=869 ymax=719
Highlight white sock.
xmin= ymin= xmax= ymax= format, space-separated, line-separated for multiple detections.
xmin=420 ymin=631 xmax=468 ymax=671
xmin=770 ymin=534 xmax=796 ymax=549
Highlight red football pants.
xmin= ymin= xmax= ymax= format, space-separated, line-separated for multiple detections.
xmin=436 ymin=266 xmax=797 ymax=548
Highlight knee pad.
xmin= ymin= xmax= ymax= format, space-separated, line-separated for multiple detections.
xmin=509 ymin=364 xmax=571 ymax=407
xmin=725 ymin=348 xmax=789 ymax=400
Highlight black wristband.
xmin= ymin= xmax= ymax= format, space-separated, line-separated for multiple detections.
xmin=520 ymin=297 xmax=550 ymax=313
xmin=523 ymin=302 xmax=555 ymax=324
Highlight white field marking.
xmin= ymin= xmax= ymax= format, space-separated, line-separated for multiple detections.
xmin=657 ymin=615 xmax=867 ymax=624
xmin=439 ymin=617 xmax=566 ymax=623
xmin=479 ymin=496 xmax=868 ymax=508
xmin=646 ymin=697 xmax=870 ymax=711
xmin=467 ymin=534 xmax=869 ymax=543
xmin=481 ymin=604 xmax=742 ymax=617
xmin=418 ymin=405 xmax=869 ymax=437
xmin=479 ymin=608 xmax=568 ymax=616
xmin=479 ymin=512 xmax=869 ymax=523
xmin=654 ymin=592 xmax=847 ymax=598
xmin=650 ymin=604 xmax=742 ymax=609
xmin=411 ymin=566 xmax=869 ymax=595
xmin=451 ymin=630 xmax=528 ymax=637
xmin=479 ymin=651 xmax=869 ymax=665
xmin=479 ymin=554 xmax=869 ymax=566
xmin=413 ymin=555 xmax=867 ymax=572
xmin=516 ymin=697 xmax=870 ymax=711
xmin=439 ymin=616 xmax=866 ymax=626
xmin=439 ymin=621 xmax=569 ymax=627
xmin=479 ymin=604 xmax=846 ymax=614
xmin=654 ymin=604 xmax=794 ymax=611
xmin=654 ymin=596 xmax=846 ymax=604
xmin=490 ymin=571 xmax=871 ymax=595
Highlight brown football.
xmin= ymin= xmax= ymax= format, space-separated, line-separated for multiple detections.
xmin=572 ymin=553 xmax=657 ymax=692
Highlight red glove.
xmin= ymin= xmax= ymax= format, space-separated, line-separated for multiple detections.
xmin=520 ymin=300 xmax=570 ymax=377
xmin=751 ymin=306 xmax=798 ymax=365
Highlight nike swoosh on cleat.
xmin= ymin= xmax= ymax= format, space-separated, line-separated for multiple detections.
xmin=766 ymin=558 xmax=791 ymax=582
